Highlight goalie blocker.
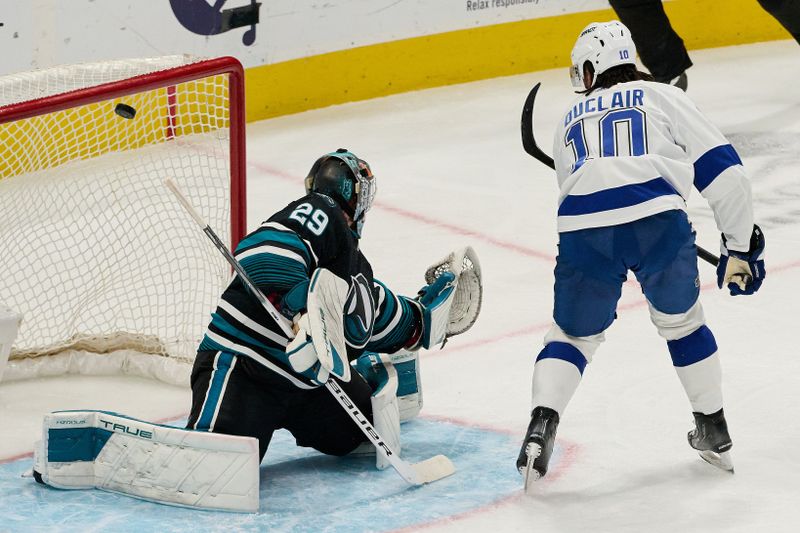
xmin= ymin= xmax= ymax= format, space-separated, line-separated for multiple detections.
xmin=33 ymin=410 xmax=260 ymax=513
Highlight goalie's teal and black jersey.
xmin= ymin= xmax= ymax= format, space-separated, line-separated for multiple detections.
xmin=198 ymin=193 xmax=421 ymax=389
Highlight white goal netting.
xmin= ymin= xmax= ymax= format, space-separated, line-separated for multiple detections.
xmin=0 ymin=56 xmax=245 ymax=385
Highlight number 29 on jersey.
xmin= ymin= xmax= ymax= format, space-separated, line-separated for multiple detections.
xmin=289 ymin=203 xmax=329 ymax=235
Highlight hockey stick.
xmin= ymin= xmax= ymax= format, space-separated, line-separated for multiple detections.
xmin=521 ymin=82 xmax=720 ymax=268
xmin=520 ymin=82 xmax=556 ymax=170
xmin=165 ymin=178 xmax=455 ymax=486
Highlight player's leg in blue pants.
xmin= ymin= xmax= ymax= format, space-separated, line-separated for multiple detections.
xmin=519 ymin=210 xmax=730 ymax=479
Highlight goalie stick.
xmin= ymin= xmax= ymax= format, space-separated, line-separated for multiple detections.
xmin=165 ymin=178 xmax=455 ymax=486
xmin=520 ymin=82 xmax=721 ymax=268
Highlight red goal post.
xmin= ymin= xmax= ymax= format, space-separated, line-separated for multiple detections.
xmin=0 ymin=56 xmax=247 ymax=385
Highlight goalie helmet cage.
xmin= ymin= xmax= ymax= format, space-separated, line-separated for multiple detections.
xmin=0 ymin=56 xmax=246 ymax=385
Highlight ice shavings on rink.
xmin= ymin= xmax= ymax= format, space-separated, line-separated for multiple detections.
xmin=0 ymin=418 xmax=563 ymax=532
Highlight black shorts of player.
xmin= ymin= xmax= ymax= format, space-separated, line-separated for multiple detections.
xmin=186 ymin=350 xmax=373 ymax=462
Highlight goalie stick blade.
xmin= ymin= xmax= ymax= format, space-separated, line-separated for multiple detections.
xmin=410 ymin=455 xmax=456 ymax=485
xmin=698 ymin=450 xmax=735 ymax=473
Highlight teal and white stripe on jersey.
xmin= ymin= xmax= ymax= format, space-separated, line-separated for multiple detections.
xmin=198 ymin=222 xmax=321 ymax=389
xmin=198 ymin=224 xmax=421 ymax=389
xmin=201 ymin=330 xmax=316 ymax=389
xmin=193 ymin=351 xmax=237 ymax=431
xmin=234 ymin=222 xmax=316 ymax=291
xmin=366 ymin=280 xmax=420 ymax=354
xmin=216 ymin=299 xmax=288 ymax=346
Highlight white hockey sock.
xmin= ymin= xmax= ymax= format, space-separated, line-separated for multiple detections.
xmin=674 ymin=351 xmax=723 ymax=414
xmin=531 ymin=358 xmax=583 ymax=416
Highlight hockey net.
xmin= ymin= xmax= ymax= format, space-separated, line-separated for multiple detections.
xmin=0 ymin=56 xmax=246 ymax=386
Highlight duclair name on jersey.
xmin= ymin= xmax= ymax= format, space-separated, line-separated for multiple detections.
xmin=564 ymin=88 xmax=645 ymax=126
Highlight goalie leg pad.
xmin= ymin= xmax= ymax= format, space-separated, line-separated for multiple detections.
xmin=391 ymin=350 xmax=423 ymax=422
xmin=33 ymin=410 xmax=260 ymax=513
xmin=353 ymin=353 xmax=402 ymax=469
xmin=355 ymin=349 xmax=423 ymax=423
xmin=371 ymin=362 xmax=401 ymax=471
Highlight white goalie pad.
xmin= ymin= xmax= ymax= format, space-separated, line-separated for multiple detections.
xmin=424 ymin=246 xmax=483 ymax=338
xmin=371 ymin=361 xmax=401 ymax=471
xmin=307 ymin=268 xmax=351 ymax=382
xmin=33 ymin=410 xmax=260 ymax=513
xmin=385 ymin=350 xmax=423 ymax=422
xmin=350 ymin=354 xmax=402 ymax=470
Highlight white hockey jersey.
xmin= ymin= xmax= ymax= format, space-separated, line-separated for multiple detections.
xmin=552 ymin=80 xmax=754 ymax=252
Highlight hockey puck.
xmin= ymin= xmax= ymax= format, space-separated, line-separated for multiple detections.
xmin=114 ymin=103 xmax=137 ymax=119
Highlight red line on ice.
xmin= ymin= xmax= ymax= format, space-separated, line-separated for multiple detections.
xmin=393 ymin=416 xmax=581 ymax=533
xmin=0 ymin=451 xmax=33 ymax=465
xmin=389 ymin=491 xmax=527 ymax=533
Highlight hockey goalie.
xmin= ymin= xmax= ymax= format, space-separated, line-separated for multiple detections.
xmin=32 ymin=149 xmax=483 ymax=512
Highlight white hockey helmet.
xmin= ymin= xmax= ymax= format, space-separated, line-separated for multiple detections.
xmin=570 ymin=21 xmax=636 ymax=88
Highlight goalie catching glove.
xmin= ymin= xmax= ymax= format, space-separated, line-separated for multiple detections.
xmin=415 ymin=246 xmax=483 ymax=349
xmin=717 ymin=224 xmax=765 ymax=296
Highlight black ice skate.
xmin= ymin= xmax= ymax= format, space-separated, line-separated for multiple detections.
xmin=688 ymin=408 xmax=734 ymax=473
xmin=516 ymin=406 xmax=559 ymax=491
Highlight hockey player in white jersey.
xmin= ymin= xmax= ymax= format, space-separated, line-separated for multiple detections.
xmin=517 ymin=21 xmax=766 ymax=487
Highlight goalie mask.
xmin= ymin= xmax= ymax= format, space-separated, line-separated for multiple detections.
xmin=570 ymin=20 xmax=636 ymax=88
xmin=305 ymin=148 xmax=376 ymax=237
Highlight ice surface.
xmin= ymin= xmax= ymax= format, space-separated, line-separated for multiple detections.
xmin=1 ymin=40 xmax=799 ymax=532
xmin=1 ymin=418 xmax=528 ymax=532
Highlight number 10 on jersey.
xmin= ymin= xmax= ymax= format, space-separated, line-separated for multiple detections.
xmin=565 ymin=108 xmax=648 ymax=173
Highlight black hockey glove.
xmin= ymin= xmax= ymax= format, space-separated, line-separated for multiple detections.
xmin=716 ymin=224 xmax=765 ymax=296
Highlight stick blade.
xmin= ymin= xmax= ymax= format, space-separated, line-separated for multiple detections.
xmin=520 ymin=82 xmax=555 ymax=169
xmin=410 ymin=455 xmax=456 ymax=484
